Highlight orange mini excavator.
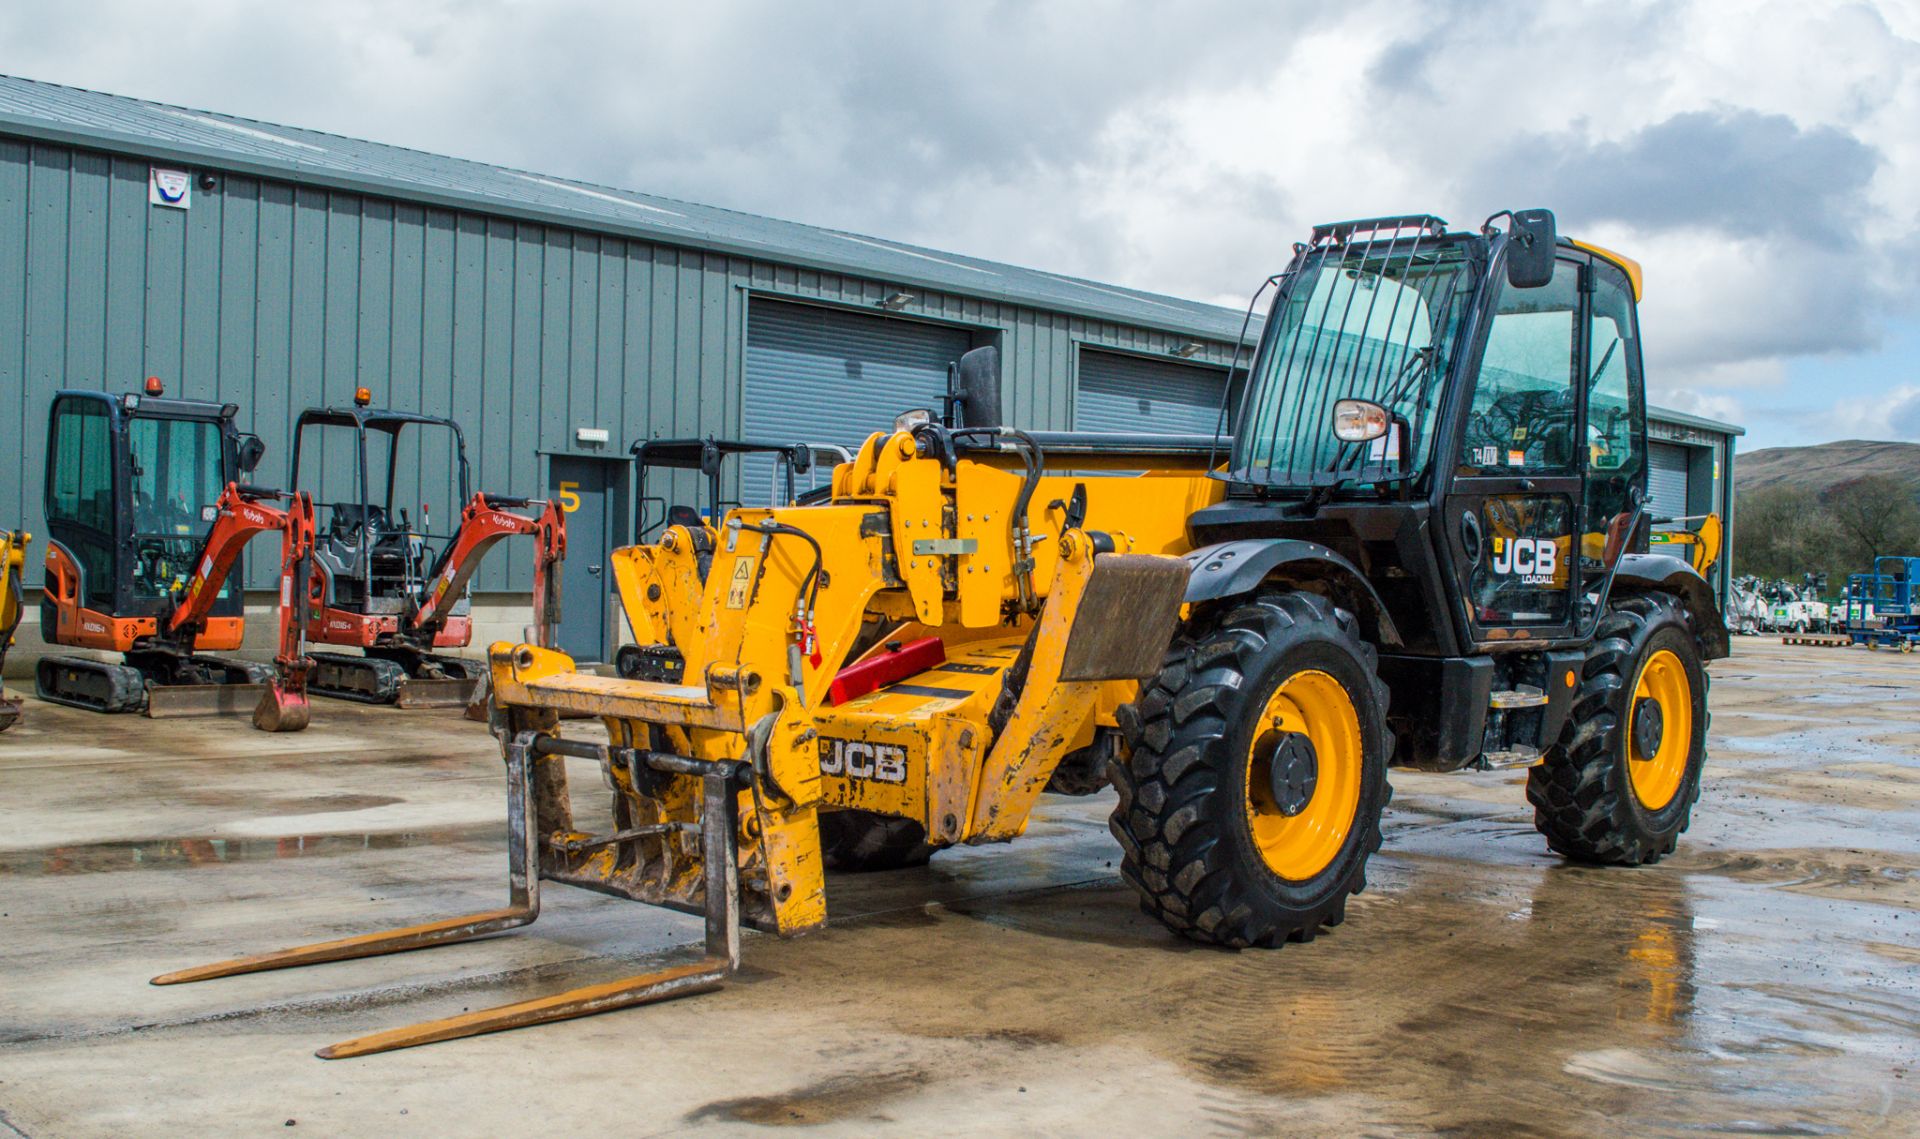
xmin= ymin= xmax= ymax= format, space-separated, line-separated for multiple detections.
xmin=36 ymin=379 xmax=317 ymax=731
xmin=292 ymin=388 xmax=564 ymax=707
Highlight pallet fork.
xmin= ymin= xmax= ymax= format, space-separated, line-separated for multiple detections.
xmin=153 ymin=728 xmax=745 ymax=1058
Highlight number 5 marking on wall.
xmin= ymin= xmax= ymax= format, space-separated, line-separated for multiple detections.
xmin=557 ymin=481 xmax=581 ymax=513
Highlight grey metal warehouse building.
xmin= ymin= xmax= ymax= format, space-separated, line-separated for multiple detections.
xmin=0 ymin=75 xmax=1741 ymax=663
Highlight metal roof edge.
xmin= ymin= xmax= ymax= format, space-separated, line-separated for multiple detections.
xmin=0 ymin=107 xmax=1252 ymax=346
xmin=1647 ymin=404 xmax=1746 ymax=437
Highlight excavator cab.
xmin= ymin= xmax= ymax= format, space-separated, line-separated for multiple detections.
xmin=294 ymin=399 xmax=471 ymax=621
xmin=37 ymin=382 xmax=314 ymax=729
xmin=633 ymin=437 xmax=840 ymax=540
xmin=291 ymin=390 xmax=564 ymax=707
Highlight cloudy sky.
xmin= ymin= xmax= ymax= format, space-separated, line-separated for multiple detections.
xmin=5 ymin=0 xmax=1916 ymax=451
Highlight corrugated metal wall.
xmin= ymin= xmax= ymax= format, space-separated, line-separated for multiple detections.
xmin=1073 ymin=348 xmax=1228 ymax=434
xmin=0 ymin=136 xmax=1241 ymax=591
xmin=741 ymin=299 xmax=976 ymax=497
xmin=1648 ymin=442 xmax=1691 ymax=521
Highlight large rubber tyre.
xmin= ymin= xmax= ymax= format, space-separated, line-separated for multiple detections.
xmin=1111 ymin=591 xmax=1392 ymax=948
xmin=818 ymin=809 xmax=935 ymax=872
xmin=1527 ymin=592 xmax=1709 ymax=865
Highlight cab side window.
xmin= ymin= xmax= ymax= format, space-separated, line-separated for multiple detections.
xmin=49 ymin=399 xmax=113 ymax=532
xmin=1461 ymin=259 xmax=1580 ymax=474
xmin=47 ymin=398 xmax=117 ymax=608
xmin=1580 ymin=260 xmax=1646 ymax=578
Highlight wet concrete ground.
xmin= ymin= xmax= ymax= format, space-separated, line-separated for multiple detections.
xmin=0 ymin=639 xmax=1915 ymax=1136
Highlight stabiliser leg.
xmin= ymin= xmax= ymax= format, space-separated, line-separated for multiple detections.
xmin=150 ymin=732 xmax=745 ymax=1060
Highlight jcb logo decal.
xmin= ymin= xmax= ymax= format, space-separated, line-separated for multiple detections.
xmin=1491 ymin=536 xmax=1560 ymax=585
xmin=818 ymin=738 xmax=907 ymax=784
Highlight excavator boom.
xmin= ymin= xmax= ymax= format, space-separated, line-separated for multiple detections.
xmin=143 ymin=484 xmax=317 ymax=730
xmin=410 ymin=493 xmax=566 ymax=642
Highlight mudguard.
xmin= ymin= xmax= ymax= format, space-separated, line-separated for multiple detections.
xmin=1611 ymin=553 xmax=1731 ymax=660
xmin=1183 ymin=538 xmax=1403 ymax=647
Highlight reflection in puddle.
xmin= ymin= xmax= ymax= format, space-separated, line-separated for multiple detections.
xmin=0 ymin=825 xmax=500 ymax=877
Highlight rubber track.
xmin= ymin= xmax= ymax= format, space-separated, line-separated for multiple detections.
xmin=308 ymin=652 xmax=408 ymax=704
xmin=1110 ymin=591 xmax=1392 ymax=949
xmin=34 ymin=655 xmax=146 ymax=714
xmin=1525 ymin=592 xmax=1710 ymax=865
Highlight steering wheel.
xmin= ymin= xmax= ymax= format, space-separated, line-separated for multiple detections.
xmin=1473 ymin=389 xmax=1574 ymax=466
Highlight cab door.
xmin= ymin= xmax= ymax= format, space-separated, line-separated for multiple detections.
xmin=1575 ymin=257 xmax=1649 ymax=628
xmin=1443 ymin=254 xmax=1585 ymax=644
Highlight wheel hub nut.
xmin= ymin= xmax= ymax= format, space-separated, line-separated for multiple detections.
xmin=1269 ymin=731 xmax=1318 ymax=816
xmin=1631 ymin=696 xmax=1664 ymax=761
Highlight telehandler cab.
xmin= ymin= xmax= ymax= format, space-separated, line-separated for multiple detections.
xmin=290 ymin=389 xmax=565 ymax=708
xmin=160 ymin=209 xmax=1726 ymax=1058
xmin=0 ymin=527 xmax=27 ymax=731
xmin=36 ymin=380 xmax=316 ymax=730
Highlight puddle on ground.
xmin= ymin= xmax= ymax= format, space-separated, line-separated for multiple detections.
xmin=704 ymin=848 xmax=1920 ymax=1135
xmin=687 ymin=1067 xmax=929 ymax=1127
xmin=0 ymin=824 xmax=501 ymax=877
xmin=1671 ymin=847 xmax=1919 ymax=906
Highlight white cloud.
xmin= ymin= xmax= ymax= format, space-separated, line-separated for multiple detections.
xmin=1822 ymin=383 xmax=1920 ymax=439
xmin=2 ymin=0 xmax=1916 ymax=446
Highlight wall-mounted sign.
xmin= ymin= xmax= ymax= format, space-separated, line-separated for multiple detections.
xmin=149 ymin=167 xmax=192 ymax=209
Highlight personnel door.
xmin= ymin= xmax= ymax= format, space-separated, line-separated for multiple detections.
xmin=549 ymin=456 xmax=627 ymax=663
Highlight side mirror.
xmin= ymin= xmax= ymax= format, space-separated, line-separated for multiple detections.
xmin=1331 ymin=398 xmax=1390 ymax=443
xmin=1504 ymin=208 xmax=1557 ymax=290
xmin=950 ymin=345 xmax=1002 ymax=428
xmin=237 ymin=434 xmax=266 ymax=474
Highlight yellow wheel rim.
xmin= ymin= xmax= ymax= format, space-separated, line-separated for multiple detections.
xmin=1626 ymin=648 xmax=1692 ymax=811
xmin=1245 ymin=670 xmax=1363 ymax=881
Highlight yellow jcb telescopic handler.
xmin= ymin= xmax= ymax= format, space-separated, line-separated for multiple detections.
xmin=0 ymin=527 xmax=27 ymax=731
xmin=160 ymin=208 xmax=1729 ymax=1059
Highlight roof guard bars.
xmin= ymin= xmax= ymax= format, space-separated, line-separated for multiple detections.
xmin=1310 ymin=214 xmax=1448 ymax=247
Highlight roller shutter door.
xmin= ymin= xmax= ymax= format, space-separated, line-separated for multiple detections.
xmin=1648 ymin=442 xmax=1691 ymax=521
xmin=1074 ymin=349 xmax=1227 ymax=435
xmin=743 ymin=300 xmax=974 ymax=502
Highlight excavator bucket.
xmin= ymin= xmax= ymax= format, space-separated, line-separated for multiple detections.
xmin=252 ymin=680 xmax=311 ymax=732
